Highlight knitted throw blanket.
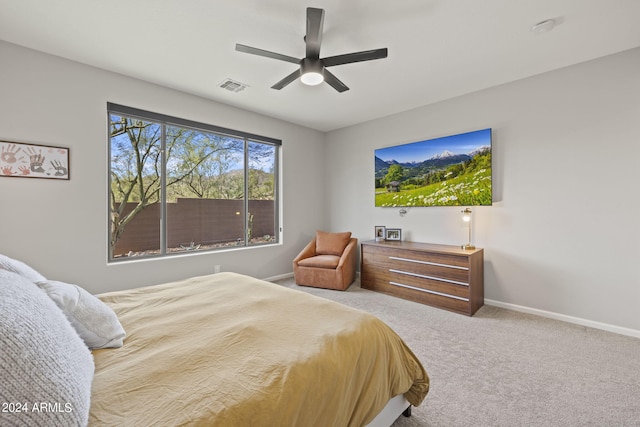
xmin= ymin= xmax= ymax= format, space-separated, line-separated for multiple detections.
xmin=0 ymin=270 xmax=94 ymax=427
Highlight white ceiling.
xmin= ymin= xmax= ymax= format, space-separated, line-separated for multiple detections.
xmin=1 ymin=0 xmax=639 ymax=132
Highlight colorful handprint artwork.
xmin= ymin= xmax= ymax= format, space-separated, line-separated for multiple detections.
xmin=0 ymin=141 xmax=69 ymax=179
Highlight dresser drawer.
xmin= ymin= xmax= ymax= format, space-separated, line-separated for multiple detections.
xmin=382 ymin=255 xmax=470 ymax=285
xmin=381 ymin=269 xmax=470 ymax=299
xmin=367 ymin=245 xmax=470 ymax=269
xmin=363 ymin=276 xmax=471 ymax=314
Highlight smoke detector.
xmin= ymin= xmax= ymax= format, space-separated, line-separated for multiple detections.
xmin=219 ymin=78 xmax=249 ymax=93
xmin=531 ymin=19 xmax=556 ymax=34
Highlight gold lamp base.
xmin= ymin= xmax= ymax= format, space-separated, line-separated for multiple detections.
xmin=461 ymin=244 xmax=476 ymax=250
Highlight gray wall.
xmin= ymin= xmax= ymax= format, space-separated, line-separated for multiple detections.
xmin=0 ymin=40 xmax=326 ymax=293
xmin=2 ymin=39 xmax=639 ymax=336
xmin=324 ymin=48 xmax=640 ymax=335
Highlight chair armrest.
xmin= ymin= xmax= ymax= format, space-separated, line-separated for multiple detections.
xmin=336 ymin=238 xmax=358 ymax=280
xmin=293 ymin=238 xmax=317 ymax=265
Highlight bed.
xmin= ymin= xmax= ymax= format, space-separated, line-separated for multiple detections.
xmin=91 ymin=272 xmax=429 ymax=426
xmin=1 ymin=257 xmax=428 ymax=427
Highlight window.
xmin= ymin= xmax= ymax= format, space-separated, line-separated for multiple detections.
xmin=108 ymin=103 xmax=280 ymax=261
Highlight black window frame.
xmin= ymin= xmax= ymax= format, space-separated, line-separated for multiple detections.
xmin=107 ymin=103 xmax=281 ymax=262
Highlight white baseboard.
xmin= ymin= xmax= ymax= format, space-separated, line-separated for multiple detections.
xmin=263 ymin=272 xmax=294 ymax=282
xmin=485 ymin=299 xmax=640 ymax=339
xmin=264 ymin=271 xmax=360 ymax=283
xmin=262 ymin=273 xmax=640 ymax=340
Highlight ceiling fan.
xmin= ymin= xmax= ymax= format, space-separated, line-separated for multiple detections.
xmin=235 ymin=7 xmax=388 ymax=93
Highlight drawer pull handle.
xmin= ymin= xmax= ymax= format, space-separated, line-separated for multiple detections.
xmin=389 ymin=281 xmax=469 ymax=302
xmin=389 ymin=256 xmax=468 ymax=270
xmin=389 ymin=269 xmax=469 ymax=286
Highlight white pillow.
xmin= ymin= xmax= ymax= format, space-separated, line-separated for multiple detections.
xmin=0 ymin=270 xmax=94 ymax=427
xmin=0 ymin=253 xmax=46 ymax=282
xmin=37 ymin=279 xmax=126 ymax=349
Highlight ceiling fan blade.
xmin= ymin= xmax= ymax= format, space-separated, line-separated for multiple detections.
xmin=271 ymin=69 xmax=301 ymax=90
xmin=305 ymin=7 xmax=324 ymax=59
xmin=235 ymin=44 xmax=300 ymax=64
xmin=322 ymin=48 xmax=388 ymax=67
xmin=323 ymin=70 xmax=349 ymax=93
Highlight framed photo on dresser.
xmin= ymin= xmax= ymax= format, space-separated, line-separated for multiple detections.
xmin=385 ymin=228 xmax=401 ymax=241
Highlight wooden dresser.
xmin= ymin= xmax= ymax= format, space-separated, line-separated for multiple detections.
xmin=360 ymin=240 xmax=484 ymax=316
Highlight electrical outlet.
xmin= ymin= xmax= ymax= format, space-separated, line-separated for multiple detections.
xmin=214 ymin=265 xmax=221 ymax=273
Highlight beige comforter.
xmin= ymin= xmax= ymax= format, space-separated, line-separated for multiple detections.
xmin=90 ymin=272 xmax=429 ymax=426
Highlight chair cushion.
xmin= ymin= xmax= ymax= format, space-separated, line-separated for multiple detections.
xmin=297 ymin=254 xmax=341 ymax=269
xmin=316 ymin=231 xmax=352 ymax=256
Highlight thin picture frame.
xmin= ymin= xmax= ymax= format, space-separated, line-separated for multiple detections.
xmin=374 ymin=225 xmax=386 ymax=241
xmin=0 ymin=140 xmax=70 ymax=180
xmin=385 ymin=228 xmax=402 ymax=241
xmin=374 ymin=128 xmax=492 ymax=207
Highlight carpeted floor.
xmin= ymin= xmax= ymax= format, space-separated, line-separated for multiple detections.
xmin=273 ymin=276 xmax=640 ymax=427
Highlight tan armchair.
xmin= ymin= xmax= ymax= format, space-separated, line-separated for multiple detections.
xmin=293 ymin=231 xmax=358 ymax=291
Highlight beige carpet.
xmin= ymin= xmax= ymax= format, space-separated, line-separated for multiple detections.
xmin=273 ymin=276 xmax=640 ymax=427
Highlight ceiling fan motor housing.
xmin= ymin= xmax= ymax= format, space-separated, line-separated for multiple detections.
xmin=300 ymin=58 xmax=324 ymax=85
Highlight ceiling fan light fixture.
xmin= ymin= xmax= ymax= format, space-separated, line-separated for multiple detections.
xmin=300 ymin=58 xmax=324 ymax=86
xmin=301 ymin=71 xmax=324 ymax=85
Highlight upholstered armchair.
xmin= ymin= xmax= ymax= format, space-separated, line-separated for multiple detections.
xmin=293 ymin=231 xmax=358 ymax=291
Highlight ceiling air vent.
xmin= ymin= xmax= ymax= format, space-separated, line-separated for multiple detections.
xmin=219 ymin=78 xmax=248 ymax=93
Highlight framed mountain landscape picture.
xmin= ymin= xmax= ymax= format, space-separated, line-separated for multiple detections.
xmin=374 ymin=128 xmax=492 ymax=207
